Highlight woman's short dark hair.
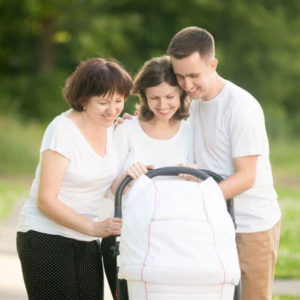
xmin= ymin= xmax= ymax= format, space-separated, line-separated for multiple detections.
xmin=63 ymin=57 xmax=132 ymax=111
xmin=133 ymin=56 xmax=189 ymax=121
xmin=167 ymin=26 xmax=215 ymax=59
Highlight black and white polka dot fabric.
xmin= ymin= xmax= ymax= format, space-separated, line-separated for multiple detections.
xmin=17 ymin=230 xmax=103 ymax=300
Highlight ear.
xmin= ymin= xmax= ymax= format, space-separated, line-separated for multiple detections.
xmin=210 ymin=58 xmax=218 ymax=72
xmin=80 ymin=98 xmax=88 ymax=110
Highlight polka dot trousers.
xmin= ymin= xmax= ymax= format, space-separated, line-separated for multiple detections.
xmin=17 ymin=230 xmax=104 ymax=300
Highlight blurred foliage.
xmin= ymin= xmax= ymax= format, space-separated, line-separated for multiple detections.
xmin=0 ymin=0 xmax=300 ymax=137
xmin=0 ymin=114 xmax=44 ymax=175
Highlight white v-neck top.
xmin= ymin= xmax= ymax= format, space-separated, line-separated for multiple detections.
xmin=18 ymin=113 xmax=121 ymax=241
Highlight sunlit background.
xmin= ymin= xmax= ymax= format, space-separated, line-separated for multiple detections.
xmin=0 ymin=1 xmax=299 ymax=299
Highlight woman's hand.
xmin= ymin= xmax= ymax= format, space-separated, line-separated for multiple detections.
xmin=110 ymin=162 xmax=154 ymax=195
xmin=93 ymin=217 xmax=123 ymax=237
xmin=125 ymin=161 xmax=154 ymax=179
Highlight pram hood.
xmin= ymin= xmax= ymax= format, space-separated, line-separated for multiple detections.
xmin=118 ymin=176 xmax=240 ymax=286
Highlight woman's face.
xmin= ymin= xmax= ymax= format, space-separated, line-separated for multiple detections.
xmin=145 ymin=82 xmax=181 ymax=122
xmin=83 ymin=93 xmax=125 ymax=127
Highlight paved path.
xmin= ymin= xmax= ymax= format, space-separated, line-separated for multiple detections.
xmin=0 ymin=197 xmax=299 ymax=299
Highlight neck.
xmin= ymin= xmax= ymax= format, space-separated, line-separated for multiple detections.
xmin=204 ymin=74 xmax=226 ymax=101
xmin=71 ymin=109 xmax=107 ymax=135
xmin=139 ymin=117 xmax=180 ymax=140
xmin=148 ymin=117 xmax=177 ymax=128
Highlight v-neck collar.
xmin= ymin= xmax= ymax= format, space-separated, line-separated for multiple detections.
xmin=61 ymin=113 xmax=109 ymax=160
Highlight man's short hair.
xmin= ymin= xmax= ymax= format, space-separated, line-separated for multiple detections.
xmin=167 ymin=26 xmax=215 ymax=59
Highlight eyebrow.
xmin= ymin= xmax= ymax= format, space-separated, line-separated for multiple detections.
xmin=175 ymin=72 xmax=200 ymax=77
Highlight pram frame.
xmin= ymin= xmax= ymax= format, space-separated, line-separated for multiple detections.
xmin=113 ymin=166 xmax=241 ymax=300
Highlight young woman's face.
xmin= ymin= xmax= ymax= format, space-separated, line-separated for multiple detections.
xmin=145 ymin=82 xmax=181 ymax=122
xmin=83 ymin=93 xmax=125 ymax=127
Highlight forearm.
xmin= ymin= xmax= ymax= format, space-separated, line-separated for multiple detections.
xmin=218 ymin=171 xmax=255 ymax=200
xmin=110 ymin=172 xmax=127 ymax=195
xmin=38 ymin=196 xmax=96 ymax=236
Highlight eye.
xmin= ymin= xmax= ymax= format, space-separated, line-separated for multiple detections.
xmin=167 ymin=95 xmax=175 ymax=99
xmin=190 ymin=74 xmax=199 ymax=79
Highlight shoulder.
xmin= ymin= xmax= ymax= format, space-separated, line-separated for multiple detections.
xmin=45 ymin=113 xmax=75 ymax=135
xmin=114 ymin=116 xmax=139 ymax=135
xmin=225 ymin=81 xmax=262 ymax=113
xmin=180 ymin=119 xmax=193 ymax=133
xmin=40 ymin=113 xmax=76 ymax=159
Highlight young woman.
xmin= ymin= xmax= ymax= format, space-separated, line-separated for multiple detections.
xmin=16 ymin=57 xmax=132 ymax=300
xmin=102 ymin=55 xmax=194 ymax=299
xmin=113 ymin=55 xmax=193 ymax=183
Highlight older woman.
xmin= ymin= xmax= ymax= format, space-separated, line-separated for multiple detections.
xmin=17 ymin=57 xmax=132 ymax=300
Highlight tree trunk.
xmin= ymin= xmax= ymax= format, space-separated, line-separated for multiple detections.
xmin=38 ymin=17 xmax=56 ymax=73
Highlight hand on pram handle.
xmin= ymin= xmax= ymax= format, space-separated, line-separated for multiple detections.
xmin=177 ymin=162 xmax=201 ymax=181
xmin=124 ymin=162 xmax=154 ymax=179
xmin=110 ymin=162 xmax=154 ymax=195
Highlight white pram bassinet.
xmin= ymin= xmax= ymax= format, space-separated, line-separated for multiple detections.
xmin=114 ymin=167 xmax=241 ymax=300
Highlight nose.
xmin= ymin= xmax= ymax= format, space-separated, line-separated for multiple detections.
xmin=158 ymin=99 xmax=168 ymax=109
xmin=182 ymin=77 xmax=193 ymax=91
xmin=106 ymin=103 xmax=117 ymax=115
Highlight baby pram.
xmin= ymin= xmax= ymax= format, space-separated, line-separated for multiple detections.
xmin=113 ymin=166 xmax=242 ymax=300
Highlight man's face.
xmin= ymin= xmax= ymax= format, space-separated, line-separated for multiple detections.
xmin=171 ymin=52 xmax=217 ymax=101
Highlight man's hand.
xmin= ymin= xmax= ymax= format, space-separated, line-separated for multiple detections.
xmin=178 ymin=163 xmax=200 ymax=182
xmin=114 ymin=112 xmax=137 ymax=128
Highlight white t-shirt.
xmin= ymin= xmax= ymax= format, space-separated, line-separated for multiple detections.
xmin=190 ymin=80 xmax=281 ymax=233
xmin=114 ymin=116 xmax=194 ymax=171
xmin=18 ymin=113 xmax=121 ymax=241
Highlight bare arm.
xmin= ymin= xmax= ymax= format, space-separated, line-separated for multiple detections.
xmin=218 ymin=155 xmax=258 ymax=200
xmin=38 ymin=150 xmax=122 ymax=237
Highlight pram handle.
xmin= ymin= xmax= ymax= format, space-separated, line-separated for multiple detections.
xmin=114 ymin=166 xmax=235 ymax=229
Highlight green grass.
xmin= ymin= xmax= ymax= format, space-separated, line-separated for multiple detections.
xmin=274 ymin=187 xmax=300 ymax=278
xmin=270 ymin=140 xmax=300 ymax=180
xmin=0 ymin=114 xmax=44 ymax=176
xmin=0 ymin=114 xmax=41 ymax=221
xmin=0 ymin=179 xmax=29 ymax=221
xmin=269 ymin=140 xmax=300 ymax=279
xmin=273 ymin=296 xmax=300 ymax=300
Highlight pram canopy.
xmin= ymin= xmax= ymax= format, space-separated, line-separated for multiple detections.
xmin=117 ymin=167 xmax=240 ymax=287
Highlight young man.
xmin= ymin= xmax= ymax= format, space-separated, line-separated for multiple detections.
xmin=167 ymin=26 xmax=281 ymax=300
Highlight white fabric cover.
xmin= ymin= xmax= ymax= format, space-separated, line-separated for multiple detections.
xmin=127 ymin=281 xmax=235 ymax=300
xmin=119 ymin=176 xmax=240 ymax=286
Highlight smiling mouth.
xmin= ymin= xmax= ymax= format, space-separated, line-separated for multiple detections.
xmin=102 ymin=115 xmax=115 ymax=121
xmin=157 ymin=110 xmax=171 ymax=115
xmin=188 ymin=88 xmax=199 ymax=95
